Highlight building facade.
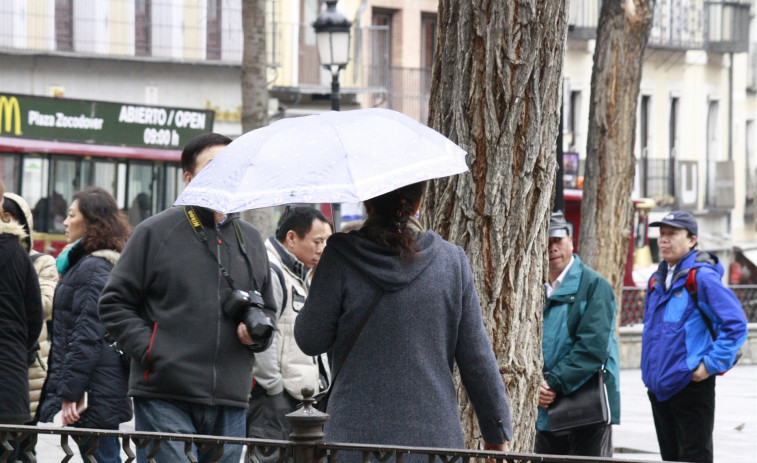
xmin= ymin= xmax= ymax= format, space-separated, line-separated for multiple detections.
xmin=563 ymin=0 xmax=757 ymax=281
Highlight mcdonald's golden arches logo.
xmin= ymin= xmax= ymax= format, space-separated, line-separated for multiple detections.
xmin=0 ymin=95 xmax=21 ymax=136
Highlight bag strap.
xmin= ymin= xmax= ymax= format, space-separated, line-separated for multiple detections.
xmin=684 ymin=268 xmax=716 ymax=340
xmin=314 ymin=289 xmax=384 ymax=401
xmin=30 ymin=252 xmax=48 ymax=263
xmin=269 ymin=262 xmax=288 ymax=316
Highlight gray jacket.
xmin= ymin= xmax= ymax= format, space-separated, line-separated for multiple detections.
xmin=99 ymin=206 xmax=277 ymax=409
xmin=294 ymin=230 xmax=513 ymax=451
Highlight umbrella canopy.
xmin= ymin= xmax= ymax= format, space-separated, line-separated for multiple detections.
xmin=174 ymin=108 xmax=469 ymax=213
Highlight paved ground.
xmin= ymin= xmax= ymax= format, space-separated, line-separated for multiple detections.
xmin=33 ymin=365 xmax=757 ymax=462
xmin=614 ymin=365 xmax=757 ymax=462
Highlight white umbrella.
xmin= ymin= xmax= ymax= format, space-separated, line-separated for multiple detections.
xmin=174 ymin=108 xmax=468 ymax=213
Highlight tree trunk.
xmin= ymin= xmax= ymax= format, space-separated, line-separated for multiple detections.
xmin=241 ymin=0 xmax=274 ymax=237
xmin=578 ymin=0 xmax=655 ymax=305
xmin=423 ymin=0 xmax=568 ymax=452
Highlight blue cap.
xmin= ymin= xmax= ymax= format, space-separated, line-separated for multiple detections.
xmin=649 ymin=211 xmax=698 ymax=236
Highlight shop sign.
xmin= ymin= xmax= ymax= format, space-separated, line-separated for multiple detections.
xmin=0 ymin=93 xmax=214 ymax=149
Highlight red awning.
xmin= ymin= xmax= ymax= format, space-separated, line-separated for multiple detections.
xmin=0 ymin=136 xmax=181 ymax=162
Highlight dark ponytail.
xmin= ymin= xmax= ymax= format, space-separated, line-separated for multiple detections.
xmin=361 ymin=181 xmax=426 ymax=261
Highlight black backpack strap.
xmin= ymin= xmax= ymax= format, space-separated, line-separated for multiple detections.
xmin=685 ymin=268 xmax=716 ymax=340
xmin=30 ymin=252 xmax=48 ymax=263
xmin=269 ymin=262 xmax=288 ymax=316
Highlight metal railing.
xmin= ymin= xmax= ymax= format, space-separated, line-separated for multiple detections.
xmin=567 ymin=0 xmax=749 ymax=52
xmin=637 ymin=157 xmax=675 ymax=206
xmin=620 ymin=285 xmax=757 ymax=326
xmin=375 ymin=67 xmax=433 ymax=124
xmin=0 ymin=389 xmax=666 ymax=463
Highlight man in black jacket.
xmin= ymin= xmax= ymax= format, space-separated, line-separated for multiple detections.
xmin=99 ymin=134 xmax=278 ymax=463
xmin=0 ymin=179 xmax=43 ymax=460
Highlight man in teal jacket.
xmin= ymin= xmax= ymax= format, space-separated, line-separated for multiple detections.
xmin=535 ymin=211 xmax=620 ymax=457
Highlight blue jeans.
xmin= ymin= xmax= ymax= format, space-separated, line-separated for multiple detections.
xmin=78 ymin=435 xmax=122 ymax=463
xmin=133 ymin=397 xmax=245 ymax=463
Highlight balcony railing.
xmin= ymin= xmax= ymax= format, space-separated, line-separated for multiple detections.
xmin=636 ymin=156 xmax=676 ymax=206
xmin=367 ymin=67 xmax=433 ymax=124
xmin=649 ymin=0 xmax=707 ymax=50
xmin=567 ymin=0 xmax=749 ymax=53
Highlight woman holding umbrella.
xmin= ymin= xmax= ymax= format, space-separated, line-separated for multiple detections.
xmin=38 ymin=187 xmax=132 ymax=462
xmin=294 ymin=181 xmax=512 ymax=458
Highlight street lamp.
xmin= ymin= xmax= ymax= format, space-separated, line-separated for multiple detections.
xmin=313 ymin=0 xmax=352 ymax=111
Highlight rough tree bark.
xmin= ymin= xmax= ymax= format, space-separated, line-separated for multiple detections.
xmin=422 ymin=0 xmax=568 ymax=452
xmin=578 ymin=0 xmax=655 ymax=304
xmin=241 ymin=0 xmax=274 ymax=236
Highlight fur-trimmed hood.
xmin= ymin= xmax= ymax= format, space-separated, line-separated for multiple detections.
xmin=91 ymin=249 xmax=120 ymax=266
xmin=0 ymin=219 xmax=28 ymax=242
xmin=3 ymin=192 xmax=34 ymax=249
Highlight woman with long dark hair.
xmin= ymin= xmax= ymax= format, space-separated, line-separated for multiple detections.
xmin=38 ymin=187 xmax=132 ymax=462
xmin=294 ymin=182 xmax=512 ymax=459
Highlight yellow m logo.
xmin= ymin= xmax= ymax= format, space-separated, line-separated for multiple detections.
xmin=0 ymin=96 xmax=21 ymax=136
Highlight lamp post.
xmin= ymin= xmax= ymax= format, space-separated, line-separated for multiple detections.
xmin=314 ymin=0 xmax=351 ymax=231
xmin=313 ymin=0 xmax=352 ymax=111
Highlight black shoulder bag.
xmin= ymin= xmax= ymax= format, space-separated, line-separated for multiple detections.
xmin=309 ymin=289 xmax=384 ymax=412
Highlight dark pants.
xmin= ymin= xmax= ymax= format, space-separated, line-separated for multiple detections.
xmin=246 ymin=388 xmax=299 ymax=463
xmin=534 ymin=423 xmax=612 ymax=457
xmin=648 ymin=375 xmax=715 ymax=463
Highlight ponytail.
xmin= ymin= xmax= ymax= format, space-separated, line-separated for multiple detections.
xmin=361 ymin=181 xmax=426 ymax=261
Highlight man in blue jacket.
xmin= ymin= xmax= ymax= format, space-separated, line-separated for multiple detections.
xmin=642 ymin=211 xmax=747 ymax=463
xmin=536 ymin=211 xmax=620 ymax=457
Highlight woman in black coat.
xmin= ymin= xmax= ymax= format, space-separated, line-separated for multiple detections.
xmin=38 ymin=187 xmax=132 ymax=462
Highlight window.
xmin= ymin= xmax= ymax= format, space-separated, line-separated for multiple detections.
xmin=640 ymin=95 xmax=651 ymax=197
xmin=669 ymin=97 xmax=679 ymax=198
xmin=372 ymin=9 xmax=393 ymax=68
xmin=706 ymin=99 xmax=720 ymax=206
xmin=55 ymin=0 xmax=73 ymax=51
xmin=136 ymin=0 xmax=151 ymax=56
xmin=207 ymin=0 xmax=222 ymax=60
xmin=126 ymin=162 xmax=155 ymax=227
xmin=298 ymin=0 xmax=321 ymax=84
xmin=745 ymin=119 xmax=754 ymax=220
xmin=421 ymin=13 xmax=437 ymax=70
xmin=0 ymin=153 xmax=20 ymax=192
xmin=20 ymin=156 xmax=48 ymax=221
xmin=567 ymin=90 xmax=582 ymax=151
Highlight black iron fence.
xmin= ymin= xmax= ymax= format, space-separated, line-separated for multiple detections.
xmin=0 ymin=390 xmax=666 ymax=463
xmin=620 ymin=285 xmax=757 ymax=326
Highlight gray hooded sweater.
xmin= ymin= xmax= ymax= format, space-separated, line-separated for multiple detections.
xmin=294 ymin=229 xmax=513 ymax=453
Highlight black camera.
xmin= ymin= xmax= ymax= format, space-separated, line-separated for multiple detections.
xmin=222 ymin=289 xmax=274 ymax=352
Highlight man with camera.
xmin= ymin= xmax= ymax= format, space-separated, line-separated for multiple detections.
xmin=99 ymin=133 xmax=278 ymax=463
xmin=535 ymin=211 xmax=620 ymax=457
xmin=247 ymin=207 xmax=332 ymax=456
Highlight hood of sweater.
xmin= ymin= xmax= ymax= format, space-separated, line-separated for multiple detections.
xmin=3 ymin=192 xmax=34 ymax=249
xmin=324 ymin=227 xmax=445 ymax=292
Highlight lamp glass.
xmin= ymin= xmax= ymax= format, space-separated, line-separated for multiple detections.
xmin=330 ymin=30 xmax=351 ymax=66
xmin=315 ymin=31 xmax=333 ymax=65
